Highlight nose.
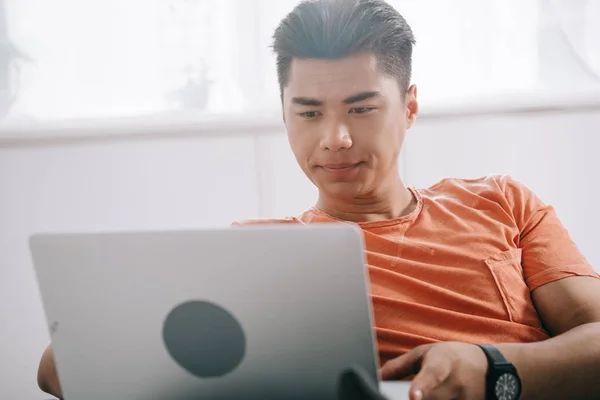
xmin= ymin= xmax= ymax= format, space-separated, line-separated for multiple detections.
xmin=319 ymin=121 xmax=353 ymax=152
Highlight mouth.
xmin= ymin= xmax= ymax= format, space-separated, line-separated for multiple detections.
xmin=318 ymin=162 xmax=363 ymax=173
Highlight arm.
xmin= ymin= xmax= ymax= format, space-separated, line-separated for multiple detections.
xmin=38 ymin=344 xmax=63 ymax=399
xmin=497 ymin=276 xmax=600 ymax=399
xmin=380 ymin=277 xmax=600 ymax=400
xmin=494 ymin=177 xmax=600 ymax=398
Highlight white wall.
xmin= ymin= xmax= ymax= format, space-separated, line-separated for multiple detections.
xmin=1 ymin=105 xmax=599 ymax=398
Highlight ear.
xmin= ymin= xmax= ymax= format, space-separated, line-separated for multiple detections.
xmin=405 ymin=85 xmax=418 ymax=129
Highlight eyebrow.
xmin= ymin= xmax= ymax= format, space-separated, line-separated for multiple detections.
xmin=290 ymin=91 xmax=381 ymax=107
xmin=291 ymin=97 xmax=323 ymax=106
xmin=343 ymin=91 xmax=381 ymax=104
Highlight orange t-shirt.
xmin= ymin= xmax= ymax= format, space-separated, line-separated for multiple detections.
xmin=236 ymin=175 xmax=599 ymax=365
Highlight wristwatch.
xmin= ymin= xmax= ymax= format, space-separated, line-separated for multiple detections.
xmin=476 ymin=344 xmax=522 ymax=400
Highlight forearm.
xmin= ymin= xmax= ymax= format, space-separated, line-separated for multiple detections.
xmin=38 ymin=345 xmax=63 ymax=399
xmin=497 ymin=322 xmax=600 ymax=399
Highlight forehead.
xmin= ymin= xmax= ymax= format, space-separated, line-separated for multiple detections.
xmin=283 ymin=52 xmax=399 ymax=103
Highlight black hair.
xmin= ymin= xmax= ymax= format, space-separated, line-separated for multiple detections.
xmin=272 ymin=0 xmax=415 ymax=97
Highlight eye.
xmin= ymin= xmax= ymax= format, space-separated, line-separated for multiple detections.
xmin=298 ymin=111 xmax=322 ymax=119
xmin=349 ymin=107 xmax=376 ymax=115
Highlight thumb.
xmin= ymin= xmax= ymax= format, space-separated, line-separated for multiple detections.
xmin=380 ymin=345 xmax=429 ymax=381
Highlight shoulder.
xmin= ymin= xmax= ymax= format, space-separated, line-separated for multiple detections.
xmin=420 ymin=174 xmax=538 ymax=202
xmin=418 ymin=174 xmax=546 ymax=224
xmin=231 ymin=217 xmax=302 ymax=226
xmin=232 ymin=208 xmax=331 ymax=226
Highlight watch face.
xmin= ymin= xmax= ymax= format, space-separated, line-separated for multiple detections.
xmin=494 ymin=373 xmax=520 ymax=400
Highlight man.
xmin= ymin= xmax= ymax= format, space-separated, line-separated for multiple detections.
xmin=38 ymin=0 xmax=600 ymax=399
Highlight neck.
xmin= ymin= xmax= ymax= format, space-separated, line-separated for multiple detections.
xmin=316 ymin=177 xmax=416 ymax=223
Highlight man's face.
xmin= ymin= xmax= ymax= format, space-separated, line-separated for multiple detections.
xmin=282 ymin=52 xmax=418 ymax=200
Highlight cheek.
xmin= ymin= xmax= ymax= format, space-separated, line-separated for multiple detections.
xmin=362 ymin=123 xmax=404 ymax=168
xmin=287 ymin=132 xmax=312 ymax=169
xmin=377 ymin=117 xmax=405 ymax=150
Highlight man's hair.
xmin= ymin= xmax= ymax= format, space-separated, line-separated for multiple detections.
xmin=272 ymin=0 xmax=416 ymax=98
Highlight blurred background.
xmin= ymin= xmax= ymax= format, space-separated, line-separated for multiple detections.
xmin=0 ymin=0 xmax=599 ymax=398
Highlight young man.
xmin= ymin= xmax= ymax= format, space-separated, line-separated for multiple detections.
xmin=38 ymin=0 xmax=600 ymax=399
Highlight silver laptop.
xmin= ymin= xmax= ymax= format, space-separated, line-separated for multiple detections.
xmin=30 ymin=224 xmax=410 ymax=399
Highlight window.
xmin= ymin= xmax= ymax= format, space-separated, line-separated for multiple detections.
xmin=4 ymin=0 xmax=248 ymax=121
xmin=1 ymin=0 xmax=598 ymax=123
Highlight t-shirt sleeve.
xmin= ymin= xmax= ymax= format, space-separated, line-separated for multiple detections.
xmin=497 ymin=175 xmax=599 ymax=291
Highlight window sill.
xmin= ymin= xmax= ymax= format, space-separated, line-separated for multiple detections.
xmin=1 ymin=90 xmax=599 ymax=148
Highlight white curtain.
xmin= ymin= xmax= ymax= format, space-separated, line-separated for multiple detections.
xmin=3 ymin=0 xmax=599 ymax=122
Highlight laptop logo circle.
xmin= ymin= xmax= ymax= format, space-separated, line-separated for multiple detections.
xmin=162 ymin=300 xmax=246 ymax=378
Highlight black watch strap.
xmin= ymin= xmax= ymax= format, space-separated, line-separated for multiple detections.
xmin=476 ymin=344 xmax=522 ymax=400
xmin=476 ymin=344 xmax=511 ymax=367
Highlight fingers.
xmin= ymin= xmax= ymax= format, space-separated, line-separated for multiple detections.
xmin=384 ymin=342 xmax=483 ymax=399
xmin=410 ymin=359 xmax=454 ymax=400
xmin=380 ymin=345 xmax=430 ymax=380
xmin=411 ymin=384 xmax=457 ymax=400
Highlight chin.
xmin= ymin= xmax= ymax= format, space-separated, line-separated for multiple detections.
xmin=318 ymin=181 xmax=366 ymax=199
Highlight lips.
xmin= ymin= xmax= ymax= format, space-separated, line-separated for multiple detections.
xmin=319 ymin=162 xmax=362 ymax=173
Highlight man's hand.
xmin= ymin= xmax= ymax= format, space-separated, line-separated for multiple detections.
xmin=38 ymin=345 xmax=63 ymax=399
xmin=380 ymin=342 xmax=487 ymax=400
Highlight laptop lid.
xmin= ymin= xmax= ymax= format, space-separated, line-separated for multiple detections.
xmin=31 ymin=224 xmax=380 ymax=399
